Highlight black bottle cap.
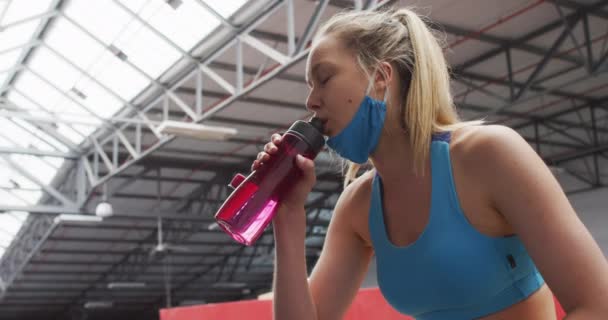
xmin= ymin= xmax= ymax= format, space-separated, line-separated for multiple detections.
xmin=286 ymin=117 xmax=326 ymax=153
xmin=309 ymin=117 xmax=324 ymax=133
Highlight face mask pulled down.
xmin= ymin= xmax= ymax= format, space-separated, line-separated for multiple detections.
xmin=326 ymin=76 xmax=388 ymax=164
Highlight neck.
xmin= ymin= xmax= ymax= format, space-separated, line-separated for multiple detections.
xmin=367 ymin=84 xmax=430 ymax=183
xmin=369 ymin=127 xmax=417 ymax=184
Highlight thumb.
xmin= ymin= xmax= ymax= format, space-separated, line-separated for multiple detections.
xmin=296 ymin=154 xmax=316 ymax=183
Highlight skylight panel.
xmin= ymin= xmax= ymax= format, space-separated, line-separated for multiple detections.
xmin=74 ymin=76 xmax=124 ymax=119
xmin=1 ymin=0 xmax=53 ymax=25
xmin=38 ymin=156 xmax=63 ymax=171
xmin=134 ymin=0 xmax=221 ymax=52
xmin=51 ymin=96 xmax=97 ymax=119
xmin=70 ymin=124 xmax=96 ymax=137
xmin=0 ymin=18 xmax=39 ymax=52
xmin=9 ymin=189 xmax=44 ymax=205
xmin=6 ymin=90 xmax=40 ymax=110
xmin=12 ymin=71 xmax=63 ymax=113
xmin=11 ymin=154 xmax=60 ymax=185
xmin=202 ymin=0 xmax=247 ymax=18
xmin=86 ymin=50 xmax=150 ymax=101
xmin=0 ymin=231 xmax=14 ymax=242
xmin=0 ymin=1 xmax=8 ymax=23
xmin=0 ymin=50 xmax=21 ymax=74
xmin=28 ymin=45 xmax=125 ymax=119
xmin=0 ymin=135 xmax=10 ymax=147
xmin=5 ymin=91 xmax=79 ymax=151
xmin=63 ymin=0 xmax=133 ymax=45
xmin=65 ymin=0 xmax=181 ymax=80
xmin=0 ymin=158 xmax=37 ymax=190
xmin=56 ymin=124 xmax=87 ymax=145
xmin=44 ymin=17 xmax=108 ymax=72
xmin=9 ymin=118 xmax=65 ymax=152
xmin=112 ymin=17 xmax=182 ymax=79
xmin=28 ymin=46 xmax=81 ymax=93
xmin=0 ymin=211 xmax=29 ymax=259
xmin=0 ymin=117 xmax=48 ymax=150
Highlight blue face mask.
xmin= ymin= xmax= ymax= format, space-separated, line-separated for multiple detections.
xmin=327 ymin=78 xmax=388 ymax=164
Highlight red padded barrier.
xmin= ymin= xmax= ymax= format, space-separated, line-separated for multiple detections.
xmin=160 ymin=287 xmax=565 ymax=320
xmin=554 ymin=295 xmax=566 ymax=319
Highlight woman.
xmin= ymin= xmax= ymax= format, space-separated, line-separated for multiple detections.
xmin=252 ymin=7 xmax=608 ymax=320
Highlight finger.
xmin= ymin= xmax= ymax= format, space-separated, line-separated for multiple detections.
xmin=264 ymin=143 xmax=275 ymax=153
xmin=264 ymin=142 xmax=274 ymax=153
xmin=252 ymin=159 xmax=261 ymax=170
xmin=295 ymin=154 xmax=316 ymax=183
xmin=271 ymin=134 xmax=282 ymax=145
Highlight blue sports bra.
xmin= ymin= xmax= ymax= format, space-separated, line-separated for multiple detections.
xmin=368 ymin=132 xmax=544 ymax=320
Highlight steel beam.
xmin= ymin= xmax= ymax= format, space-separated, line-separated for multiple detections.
xmin=0 ymin=155 xmax=76 ymax=207
xmin=0 ymin=215 xmax=57 ymax=301
xmin=0 ymin=146 xmax=76 ymax=159
xmin=77 ymin=0 xmax=327 ymax=197
xmin=0 ymin=2 xmax=61 ymax=96
xmin=512 ymin=18 xmax=575 ymax=102
xmin=548 ymin=0 xmax=608 ymax=19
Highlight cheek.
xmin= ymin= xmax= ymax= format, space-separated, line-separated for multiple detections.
xmin=333 ymin=97 xmax=360 ymax=131
xmin=323 ymin=79 xmax=366 ymax=131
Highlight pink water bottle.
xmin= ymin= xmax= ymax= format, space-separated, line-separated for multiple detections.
xmin=214 ymin=117 xmax=325 ymax=245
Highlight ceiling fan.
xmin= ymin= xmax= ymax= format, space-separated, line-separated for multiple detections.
xmin=148 ymin=216 xmax=191 ymax=261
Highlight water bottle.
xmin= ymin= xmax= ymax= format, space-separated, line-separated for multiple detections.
xmin=214 ymin=117 xmax=325 ymax=245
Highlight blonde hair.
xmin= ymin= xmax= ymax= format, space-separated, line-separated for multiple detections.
xmin=314 ymin=7 xmax=483 ymax=187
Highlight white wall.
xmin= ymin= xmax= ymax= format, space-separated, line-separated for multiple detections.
xmin=360 ymin=187 xmax=608 ymax=288
xmin=361 ymin=256 xmax=378 ymax=288
xmin=569 ymin=187 xmax=608 ymax=258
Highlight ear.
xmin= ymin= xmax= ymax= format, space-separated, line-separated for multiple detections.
xmin=372 ymin=61 xmax=393 ymax=99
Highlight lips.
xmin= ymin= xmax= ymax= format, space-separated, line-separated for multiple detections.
xmin=319 ymin=119 xmax=329 ymax=135
xmin=312 ymin=114 xmax=329 ymax=135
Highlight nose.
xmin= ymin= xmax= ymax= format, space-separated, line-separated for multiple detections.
xmin=306 ymin=89 xmax=321 ymax=113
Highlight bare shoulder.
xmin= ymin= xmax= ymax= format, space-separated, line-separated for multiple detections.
xmin=451 ymin=124 xmax=522 ymax=157
xmin=339 ymin=169 xmax=375 ymax=207
xmin=450 ymin=124 xmax=527 ymax=176
xmin=449 ymin=124 xmax=534 ymax=224
xmin=332 ymin=169 xmax=375 ymax=246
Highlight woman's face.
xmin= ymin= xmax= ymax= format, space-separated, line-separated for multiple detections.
xmin=305 ymin=35 xmax=371 ymax=137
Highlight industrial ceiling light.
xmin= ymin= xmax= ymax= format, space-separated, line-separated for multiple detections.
xmin=54 ymin=214 xmax=103 ymax=224
xmin=166 ymin=0 xmax=183 ymax=10
xmin=70 ymin=87 xmax=87 ymax=99
xmin=95 ymin=183 xmax=113 ymax=218
xmin=158 ymin=120 xmax=238 ymax=141
xmin=95 ymin=201 xmax=113 ymax=218
xmin=212 ymin=282 xmax=247 ymax=289
xmin=179 ymin=300 xmax=206 ymax=306
xmin=108 ymin=44 xmax=128 ymax=61
xmin=107 ymin=282 xmax=146 ymax=289
xmin=83 ymin=301 xmax=113 ymax=309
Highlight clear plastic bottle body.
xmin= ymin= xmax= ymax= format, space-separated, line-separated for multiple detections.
xmin=215 ymin=132 xmax=319 ymax=245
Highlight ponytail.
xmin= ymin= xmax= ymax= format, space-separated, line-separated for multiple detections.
xmin=317 ymin=8 xmax=483 ymax=186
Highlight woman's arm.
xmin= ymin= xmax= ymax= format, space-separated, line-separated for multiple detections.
xmin=469 ymin=125 xmax=608 ymax=319
xmin=273 ymin=172 xmax=374 ymax=320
